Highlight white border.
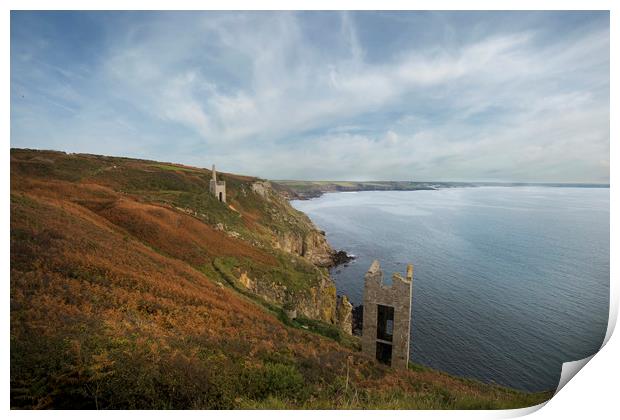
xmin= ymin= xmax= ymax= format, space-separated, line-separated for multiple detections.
xmin=3 ymin=1 xmax=616 ymax=419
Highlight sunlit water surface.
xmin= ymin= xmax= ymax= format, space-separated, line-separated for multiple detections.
xmin=292 ymin=187 xmax=609 ymax=392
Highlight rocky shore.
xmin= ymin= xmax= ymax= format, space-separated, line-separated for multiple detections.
xmin=331 ymin=250 xmax=355 ymax=266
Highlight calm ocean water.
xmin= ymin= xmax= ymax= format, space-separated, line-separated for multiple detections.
xmin=292 ymin=187 xmax=609 ymax=392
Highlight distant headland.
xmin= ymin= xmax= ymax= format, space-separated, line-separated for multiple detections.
xmin=274 ymin=180 xmax=609 ymax=200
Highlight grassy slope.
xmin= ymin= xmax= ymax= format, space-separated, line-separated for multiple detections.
xmin=11 ymin=150 xmax=326 ymax=296
xmin=10 ymin=149 xmax=553 ymax=409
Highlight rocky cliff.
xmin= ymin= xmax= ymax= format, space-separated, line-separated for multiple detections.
xmin=241 ymin=180 xmax=351 ymax=324
xmin=237 ymin=268 xmax=337 ymax=322
xmin=249 ymin=180 xmax=336 ymax=266
xmin=222 ymin=179 xmax=347 ymax=323
xmin=273 ymin=229 xmax=334 ymax=267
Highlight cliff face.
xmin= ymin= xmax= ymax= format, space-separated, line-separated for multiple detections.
xmin=273 ymin=229 xmax=334 ymax=267
xmin=249 ymin=180 xmax=335 ymax=266
xmin=240 ymin=180 xmax=346 ymax=323
xmin=301 ymin=230 xmax=335 ymax=267
xmin=217 ymin=180 xmax=343 ymax=323
xmin=238 ymin=269 xmax=336 ymax=322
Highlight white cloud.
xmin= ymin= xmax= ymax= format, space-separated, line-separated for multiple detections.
xmin=11 ymin=12 xmax=610 ymax=183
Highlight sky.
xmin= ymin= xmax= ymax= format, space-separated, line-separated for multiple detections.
xmin=10 ymin=11 xmax=609 ymax=183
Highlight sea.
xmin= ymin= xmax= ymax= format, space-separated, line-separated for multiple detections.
xmin=291 ymin=187 xmax=609 ymax=392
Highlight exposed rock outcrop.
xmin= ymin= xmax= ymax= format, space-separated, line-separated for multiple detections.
xmin=335 ymin=295 xmax=353 ymax=335
xmin=332 ymin=250 xmax=355 ymax=266
xmin=232 ymin=180 xmax=352 ymax=331
xmin=238 ymin=272 xmax=253 ymax=289
xmin=298 ymin=274 xmax=337 ymax=322
xmin=251 ymin=180 xmax=272 ymax=199
xmin=272 ymin=230 xmax=334 ymax=267
xmin=249 ymin=180 xmax=336 ymax=267
xmin=302 ymin=230 xmax=337 ymax=267
xmin=236 ymin=270 xmax=336 ymax=323
xmin=274 ymin=230 xmax=354 ymax=268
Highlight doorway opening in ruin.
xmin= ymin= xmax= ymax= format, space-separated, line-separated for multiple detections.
xmin=219 ymin=192 xmax=223 ymax=202
xmin=376 ymin=341 xmax=393 ymax=365
xmin=377 ymin=304 xmax=394 ymax=342
xmin=375 ymin=304 xmax=394 ymax=365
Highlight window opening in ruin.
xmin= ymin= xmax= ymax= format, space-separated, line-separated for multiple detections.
xmin=219 ymin=192 xmax=223 ymax=202
xmin=377 ymin=304 xmax=394 ymax=342
xmin=376 ymin=341 xmax=393 ymax=366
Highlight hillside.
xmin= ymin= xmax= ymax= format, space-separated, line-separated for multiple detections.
xmin=10 ymin=149 xmax=553 ymax=409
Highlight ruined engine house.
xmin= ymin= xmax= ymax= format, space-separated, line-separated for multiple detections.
xmin=362 ymin=260 xmax=413 ymax=370
xmin=209 ymin=164 xmax=226 ymax=203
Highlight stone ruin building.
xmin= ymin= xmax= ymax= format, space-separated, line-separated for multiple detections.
xmin=362 ymin=260 xmax=413 ymax=370
xmin=209 ymin=164 xmax=226 ymax=203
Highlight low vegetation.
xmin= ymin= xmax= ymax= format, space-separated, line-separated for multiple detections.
xmin=10 ymin=149 xmax=553 ymax=409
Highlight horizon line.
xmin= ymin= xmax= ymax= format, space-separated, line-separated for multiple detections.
xmin=10 ymin=147 xmax=610 ymax=187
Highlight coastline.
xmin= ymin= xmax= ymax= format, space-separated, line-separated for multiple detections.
xmin=289 ymin=186 xmax=609 ymax=393
xmin=10 ymin=148 xmax=560 ymax=407
xmin=274 ymin=180 xmax=610 ymax=200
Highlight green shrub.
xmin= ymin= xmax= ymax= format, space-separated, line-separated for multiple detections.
xmin=243 ymin=363 xmax=305 ymax=401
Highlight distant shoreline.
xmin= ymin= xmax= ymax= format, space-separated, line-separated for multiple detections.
xmin=275 ymin=180 xmax=609 ymax=200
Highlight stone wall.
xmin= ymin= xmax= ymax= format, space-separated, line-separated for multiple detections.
xmin=209 ymin=180 xmax=226 ymax=203
xmin=361 ymin=260 xmax=413 ymax=370
xmin=209 ymin=165 xmax=226 ymax=203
